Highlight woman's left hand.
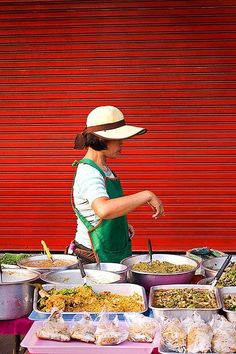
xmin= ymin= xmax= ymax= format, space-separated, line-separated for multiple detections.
xmin=128 ymin=224 xmax=135 ymax=239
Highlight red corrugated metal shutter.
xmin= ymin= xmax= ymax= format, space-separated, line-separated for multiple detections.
xmin=0 ymin=0 xmax=236 ymax=252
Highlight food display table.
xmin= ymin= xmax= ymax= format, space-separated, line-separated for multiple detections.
xmin=0 ymin=316 xmax=33 ymax=354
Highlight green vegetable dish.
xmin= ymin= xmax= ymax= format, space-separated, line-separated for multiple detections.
xmin=152 ymin=288 xmax=218 ymax=309
xmin=216 ymin=263 xmax=236 ymax=287
xmin=223 ymin=293 xmax=236 ymax=311
xmin=132 ymin=260 xmax=194 ymax=274
xmin=0 ymin=253 xmax=31 ymax=265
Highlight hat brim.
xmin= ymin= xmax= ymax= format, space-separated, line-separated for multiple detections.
xmin=93 ymin=125 xmax=147 ymax=140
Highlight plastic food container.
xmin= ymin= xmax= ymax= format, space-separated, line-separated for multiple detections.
xmin=21 ymin=320 xmax=159 ymax=354
xmin=33 ymin=283 xmax=148 ymax=317
xmin=149 ymin=284 xmax=222 ymax=322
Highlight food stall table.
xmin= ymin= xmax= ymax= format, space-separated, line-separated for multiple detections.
xmin=0 ymin=316 xmax=33 ymax=354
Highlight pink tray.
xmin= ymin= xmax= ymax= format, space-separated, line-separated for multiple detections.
xmin=21 ymin=321 xmax=160 ymax=354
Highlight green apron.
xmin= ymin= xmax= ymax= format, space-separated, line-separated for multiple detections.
xmin=72 ymin=158 xmax=132 ymax=263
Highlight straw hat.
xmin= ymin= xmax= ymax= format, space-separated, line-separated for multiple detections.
xmin=74 ymin=106 xmax=146 ymax=149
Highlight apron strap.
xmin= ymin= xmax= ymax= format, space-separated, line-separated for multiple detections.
xmin=70 ymin=158 xmax=108 ymax=225
xmin=79 ymin=158 xmax=106 ymax=178
xmin=71 ymin=160 xmax=94 ymax=230
xmin=71 ymin=159 xmax=102 ymax=262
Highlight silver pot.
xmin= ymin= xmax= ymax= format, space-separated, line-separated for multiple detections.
xmin=40 ymin=268 xmax=121 ymax=285
xmin=0 ymin=268 xmax=40 ymax=320
xmin=84 ymin=263 xmax=128 ymax=282
xmin=17 ymin=254 xmax=79 ymax=273
xmin=121 ymin=253 xmax=199 ymax=290
xmin=201 ymin=256 xmax=236 ymax=277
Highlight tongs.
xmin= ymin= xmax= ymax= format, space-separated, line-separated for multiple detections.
xmin=41 ymin=240 xmax=54 ymax=264
xmin=148 ymin=238 xmax=153 ymax=265
xmin=95 ymin=252 xmax=101 ymax=270
xmin=77 ymin=256 xmax=87 ymax=285
xmin=211 ymin=254 xmax=232 ymax=287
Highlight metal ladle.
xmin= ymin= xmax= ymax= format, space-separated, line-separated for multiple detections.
xmin=77 ymin=256 xmax=87 ymax=285
xmin=211 ymin=254 xmax=232 ymax=287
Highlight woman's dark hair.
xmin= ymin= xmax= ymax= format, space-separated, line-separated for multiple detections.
xmin=84 ymin=133 xmax=108 ymax=150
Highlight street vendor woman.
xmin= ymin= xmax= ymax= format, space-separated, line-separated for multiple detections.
xmin=68 ymin=105 xmax=164 ymax=263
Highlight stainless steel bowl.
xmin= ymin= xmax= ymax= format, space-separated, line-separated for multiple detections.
xmin=84 ymin=262 xmax=128 ymax=282
xmin=219 ymin=286 xmax=236 ymax=323
xmin=121 ymin=253 xmax=199 ymax=290
xmin=40 ymin=268 xmax=121 ymax=285
xmin=17 ymin=254 xmax=79 ymax=273
xmin=0 ymin=268 xmax=40 ymax=320
xmin=197 ymin=277 xmax=215 ymax=285
xmin=201 ymin=256 xmax=236 ymax=277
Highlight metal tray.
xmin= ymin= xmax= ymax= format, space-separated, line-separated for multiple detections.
xmin=158 ymin=344 xmax=235 ymax=354
xmin=149 ymin=284 xmax=222 ymax=322
xmin=219 ymin=286 xmax=236 ymax=323
xmin=33 ymin=283 xmax=148 ymax=316
xmin=157 ymin=308 xmax=235 ymax=354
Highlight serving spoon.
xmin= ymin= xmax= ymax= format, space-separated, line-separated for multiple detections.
xmin=77 ymin=256 xmax=87 ymax=285
xmin=148 ymin=239 xmax=153 ymax=266
xmin=41 ymin=240 xmax=55 ymax=264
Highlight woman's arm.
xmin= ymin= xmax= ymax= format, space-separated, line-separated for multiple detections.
xmin=91 ymin=190 xmax=164 ymax=220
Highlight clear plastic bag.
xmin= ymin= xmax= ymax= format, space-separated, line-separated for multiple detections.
xmin=70 ymin=312 xmax=96 ymax=343
xmin=124 ymin=313 xmax=159 ymax=343
xmin=210 ymin=314 xmax=236 ymax=353
xmin=160 ymin=317 xmax=187 ymax=353
xmin=94 ymin=313 xmax=129 ymax=346
xmin=36 ymin=308 xmax=70 ymax=342
xmin=183 ymin=313 xmax=212 ymax=353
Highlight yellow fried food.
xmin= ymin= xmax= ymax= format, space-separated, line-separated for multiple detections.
xmin=38 ymin=285 xmax=145 ymax=313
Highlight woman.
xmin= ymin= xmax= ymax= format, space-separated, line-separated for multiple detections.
xmin=69 ymin=105 xmax=164 ymax=263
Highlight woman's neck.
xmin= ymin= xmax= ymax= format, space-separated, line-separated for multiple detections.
xmin=84 ymin=149 xmax=107 ymax=170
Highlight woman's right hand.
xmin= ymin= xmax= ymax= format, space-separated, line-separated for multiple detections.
xmin=147 ymin=192 xmax=164 ymax=220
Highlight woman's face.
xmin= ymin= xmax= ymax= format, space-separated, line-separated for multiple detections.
xmin=105 ymin=139 xmax=123 ymax=158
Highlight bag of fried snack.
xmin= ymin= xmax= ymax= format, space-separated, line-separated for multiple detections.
xmin=36 ymin=308 xmax=70 ymax=342
xmin=210 ymin=314 xmax=236 ymax=353
xmin=70 ymin=312 xmax=96 ymax=343
xmin=94 ymin=313 xmax=128 ymax=346
xmin=160 ymin=317 xmax=187 ymax=353
xmin=183 ymin=312 xmax=213 ymax=353
xmin=124 ymin=313 xmax=159 ymax=343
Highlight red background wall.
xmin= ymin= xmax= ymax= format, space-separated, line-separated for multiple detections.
xmin=0 ymin=0 xmax=236 ymax=252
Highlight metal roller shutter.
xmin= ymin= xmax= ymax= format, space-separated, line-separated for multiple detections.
xmin=0 ymin=0 xmax=235 ymax=252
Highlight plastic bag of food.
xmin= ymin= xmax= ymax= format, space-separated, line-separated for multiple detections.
xmin=36 ymin=308 xmax=70 ymax=342
xmin=94 ymin=313 xmax=128 ymax=346
xmin=183 ymin=312 xmax=212 ymax=353
xmin=210 ymin=314 xmax=236 ymax=353
xmin=70 ymin=312 xmax=96 ymax=343
xmin=160 ymin=317 xmax=187 ymax=353
xmin=124 ymin=313 xmax=159 ymax=343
